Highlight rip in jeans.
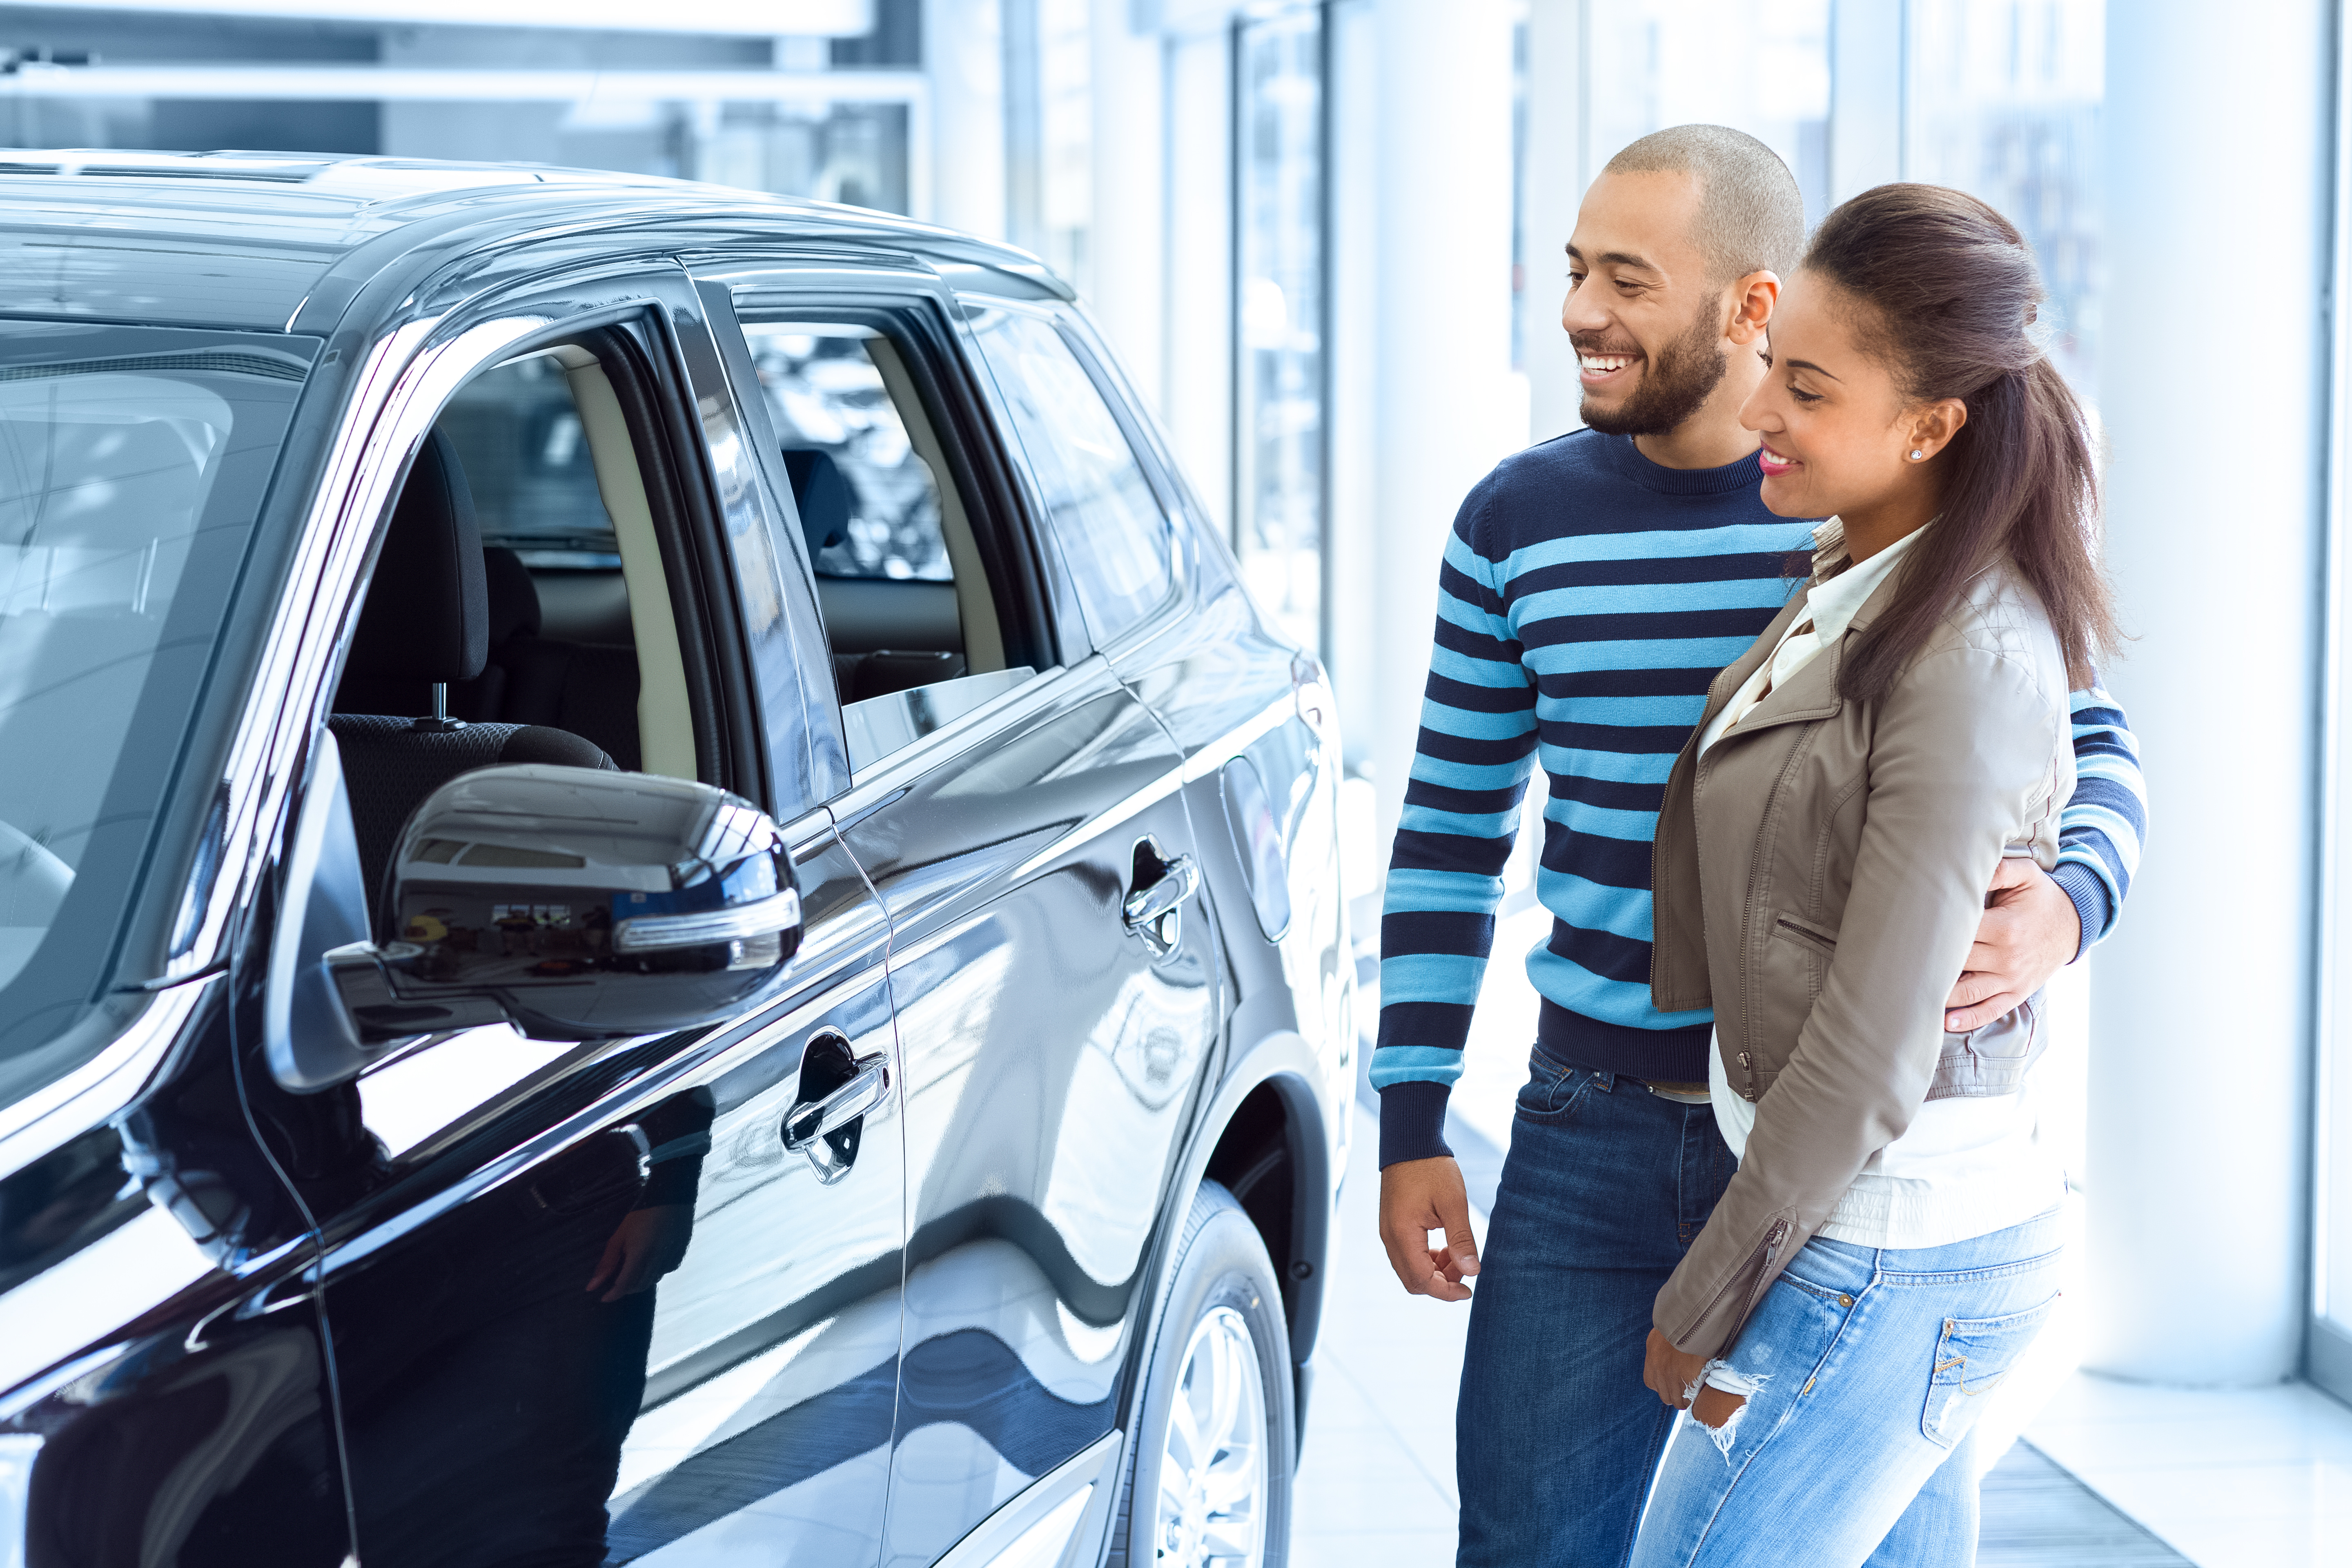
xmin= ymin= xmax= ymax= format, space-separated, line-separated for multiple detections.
xmin=1688 ymin=1359 xmax=1770 ymax=1458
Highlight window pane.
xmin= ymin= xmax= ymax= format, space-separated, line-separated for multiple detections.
xmin=0 ymin=323 xmax=310 ymax=1100
xmin=440 ymin=355 xmax=618 ymax=568
xmin=1905 ymin=0 xmax=2105 ymax=389
xmin=1237 ymin=9 xmax=1325 ymax=658
xmin=967 ymin=307 xmax=1174 ymax=644
xmin=1585 ymin=0 xmax=1832 ymax=225
xmin=737 ymin=322 xmax=951 ymax=584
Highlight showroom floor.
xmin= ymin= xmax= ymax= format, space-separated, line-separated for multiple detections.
xmin=1296 ymin=893 xmax=2352 ymax=1567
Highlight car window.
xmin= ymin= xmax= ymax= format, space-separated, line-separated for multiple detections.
xmin=737 ymin=323 xmax=951 ymax=582
xmin=0 ymin=322 xmax=314 ymax=1105
xmin=724 ymin=310 xmax=1036 ymax=778
xmin=963 ymin=306 xmax=1175 ymax=646
xmin=438 ymin=355 xmax=619 ymax=568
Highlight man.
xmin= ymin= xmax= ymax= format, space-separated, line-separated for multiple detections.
xmin=1373 ymin=125 xmax=2145 ymax=1567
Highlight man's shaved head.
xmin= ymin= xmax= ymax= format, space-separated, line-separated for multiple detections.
xmin=1601 ymin=124 xmax=1804 ymax=283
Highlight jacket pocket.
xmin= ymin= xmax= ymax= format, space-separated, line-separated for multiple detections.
xmin=1770 ymin=911 xmax=1840 ymax=953
xmin=1930 ymin=996 xmax=2043 ymax=1100
xmin=1920 ymin=1295 xmax=2058 ymax=1449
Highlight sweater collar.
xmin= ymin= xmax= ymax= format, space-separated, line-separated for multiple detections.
xmin=1597 ymin=431 xmax=1768 ymax=497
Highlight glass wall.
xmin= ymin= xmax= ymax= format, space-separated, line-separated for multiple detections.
xmin=1582 ymin=0 xmax=1832 ymax=224
xmin=1906 ymin=0 xmax=2105 ymax=388
xmin=1233 ymin=7 xmax=1326 ymax=658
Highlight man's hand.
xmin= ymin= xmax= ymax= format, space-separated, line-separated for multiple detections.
xmin=586 ymin=1204 xmax=695 ymax=1302
xmin=1945 ymin=858 xmax=2080 ymax=1033
xmin=1378 ymin=1156 xmax=1480 ymax=1302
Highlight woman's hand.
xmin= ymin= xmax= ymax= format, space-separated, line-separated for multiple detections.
xmin=1643 ymin=1327 xmax=1708 ymax=1409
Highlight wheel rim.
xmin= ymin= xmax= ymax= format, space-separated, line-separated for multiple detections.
xmin=1152 ymin=1303 xmax=1268 ymax=1568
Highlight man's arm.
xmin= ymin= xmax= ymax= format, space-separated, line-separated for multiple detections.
xmin=1372 ymin=481 xmax=1537 ymax=1299
xmin=1944 ymin=684 xmax=2147 ymax=1031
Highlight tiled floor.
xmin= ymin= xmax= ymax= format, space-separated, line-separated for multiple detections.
xmin=2024 ymin=1375 xmax=2352 ymax=1567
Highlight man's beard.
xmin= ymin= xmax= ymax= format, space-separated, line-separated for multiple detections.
xmin=1578 ymin=305 xmax=1731 ymax=438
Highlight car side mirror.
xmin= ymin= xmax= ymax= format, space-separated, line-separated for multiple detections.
xmin=268 ymin=741 xmax=802 ymax=1092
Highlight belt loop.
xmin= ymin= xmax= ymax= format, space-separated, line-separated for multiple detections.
xmin=1594 ymin=1069 xmax=1616 ymax=1093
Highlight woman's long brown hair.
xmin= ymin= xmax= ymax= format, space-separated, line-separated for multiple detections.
xmin=1803 ymin=184 xmax=2117 ymax=701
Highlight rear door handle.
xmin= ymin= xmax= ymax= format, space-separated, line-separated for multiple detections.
xmin=1123 ymin=853 xmax=1200 ymax=959
xmin=782 ymin=1056 xmax=889 ymax=1184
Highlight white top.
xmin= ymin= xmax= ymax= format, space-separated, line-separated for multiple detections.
xmin=1698 ymin=520 xmax=2065 ymax=1249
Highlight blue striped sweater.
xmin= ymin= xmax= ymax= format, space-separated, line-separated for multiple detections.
xmin=1375 ymin=430 xmax=2146 ymax=1167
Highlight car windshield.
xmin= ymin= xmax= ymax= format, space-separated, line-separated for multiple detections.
xmin=0 ymin=323 xmax=314 ymax=1111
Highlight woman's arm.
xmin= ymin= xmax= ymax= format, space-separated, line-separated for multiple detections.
xmin=1651 ymin=644 xmax=2063 ymax=1360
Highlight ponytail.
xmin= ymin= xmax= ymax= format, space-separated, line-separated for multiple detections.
xmin=1801 ymin=185 xmax=2115 ymax=702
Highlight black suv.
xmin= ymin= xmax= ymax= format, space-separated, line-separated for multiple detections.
xmin=0 ymin=151 xmax=1352 ymax=1568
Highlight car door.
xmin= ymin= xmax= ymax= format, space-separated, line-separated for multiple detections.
xmin=261 ymin=272 xmax=907 ymax=1568
xmin=688 ymin=265 xmax=1221 ymax=1566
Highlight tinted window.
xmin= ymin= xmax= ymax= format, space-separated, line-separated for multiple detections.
xmin=439 ymin=355 xmax=618 ymax=568
xmin=965 ymin=307 xmax=1174 ymax=644
xmin=0 ymin=323 xmax=312 ymax=1100
xmin=737 ymin=322 xmax=951 ymax=582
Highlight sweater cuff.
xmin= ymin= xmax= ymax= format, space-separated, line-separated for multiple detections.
xmin=2049 ymin=860 xmax=2111 ymax=963
xmin=1379 ymin=1080 xmax=1455 ymax=1168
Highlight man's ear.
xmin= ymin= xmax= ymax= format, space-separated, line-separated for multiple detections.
xmin=1724 ymin=270 xmax=1780 ymax=345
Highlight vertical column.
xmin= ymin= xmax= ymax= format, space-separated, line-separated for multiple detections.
xmin=1087 ymin=0 xmax=1166 ymax=402
xmin=1160 ymin=21 xmax=1233 ymax=541
xmin=1327 ymin=0 xmax=1379 ymax=774
xmin=2090 ymin=0 xmax=2332 ymax=1385
xmin=925 ymin=0 xmax=1006 ymax=239
xmin=1366 ymin=0 xmax=1519 ymax=849
xmin=1520 ymin=0 xmax=1582 ymax=445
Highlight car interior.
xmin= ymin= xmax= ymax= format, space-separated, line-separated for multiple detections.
xmin=329 ymin=315 xmax=1046 ymax=898
xmin=329 ymin=337 xmax=691 ymax=900
xmin=733 ymin=318 xmax=1037 ymax=769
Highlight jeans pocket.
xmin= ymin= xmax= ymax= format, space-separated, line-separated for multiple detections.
xmin=1514 ymin=1051 xmax=1590 ymax=1125
xmin=1920 ymin=1295 xmax=2057 ymax=1450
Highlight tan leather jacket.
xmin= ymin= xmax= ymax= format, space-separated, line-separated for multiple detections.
xmin=1648 ymin=545 xmax=2073 ymax=1358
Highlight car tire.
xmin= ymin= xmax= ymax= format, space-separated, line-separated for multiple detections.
xmin=1107 ymin=1179 xmax=1295 ymax=1568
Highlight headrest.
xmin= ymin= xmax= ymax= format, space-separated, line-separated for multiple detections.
xmin=481 ymin=546 xmax=542 ymax=643
xmin=782 ymin=448 xmax=851 ymax=563
xmin=346 ymin=430 xmax=488 ymax=684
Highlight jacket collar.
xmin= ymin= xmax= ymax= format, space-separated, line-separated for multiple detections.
xmin=1697 ymin=523 xmax=1921 ymax=744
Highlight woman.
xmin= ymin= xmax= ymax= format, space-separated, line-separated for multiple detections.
xmin=1628 ymin=183 xmax=2116 ymax=1568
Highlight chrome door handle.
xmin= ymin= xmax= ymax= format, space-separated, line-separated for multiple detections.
xmin=1123 ymin=853 xmax=1200 ymax=959
xmin=782 ymin=1056 xmax=889 ymax=1184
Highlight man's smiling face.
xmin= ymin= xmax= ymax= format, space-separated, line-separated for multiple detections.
xmin=1562 ymin=169 xmax=1733 ymax=438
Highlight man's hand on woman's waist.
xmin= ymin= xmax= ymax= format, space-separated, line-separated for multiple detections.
xmin=1944 ymin=857 xmax=2080 ymax=1032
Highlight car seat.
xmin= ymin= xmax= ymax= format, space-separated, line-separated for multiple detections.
xmin=331 ymin=430 xmax=617 ymax=903
xmin=472 ymin=546 xmax=644 ymax=771
xmin=786 ymin=446 xmax=969 ymax=704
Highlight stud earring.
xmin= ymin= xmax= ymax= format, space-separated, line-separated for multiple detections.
xmin=1909 ymin=449 xmax=1925 ymax=461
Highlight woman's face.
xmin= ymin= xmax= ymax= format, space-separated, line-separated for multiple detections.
xmin=1739 ymin=271 xmax=1950 ymax=522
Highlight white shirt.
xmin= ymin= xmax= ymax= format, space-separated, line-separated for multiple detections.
xmin=1698 ymin=519 xmax=2065 ymax=1248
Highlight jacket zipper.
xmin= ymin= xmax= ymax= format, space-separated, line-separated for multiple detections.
xmin=1734 ymin=734 xmax=1816 ymax=1086
xmin=1678 ymin=1217 xmax=1791 ymax=1349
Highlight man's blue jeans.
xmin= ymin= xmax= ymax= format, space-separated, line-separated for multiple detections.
xmin=1628 ymin=1209 xmax=2064 ymax=1568
xmin=1455 ymin=1046 xmax=2002 ymax=1567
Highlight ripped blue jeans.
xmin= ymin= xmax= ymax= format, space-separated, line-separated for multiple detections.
xmin=1628 ymin=1209 xmax=2063 ymax=1568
